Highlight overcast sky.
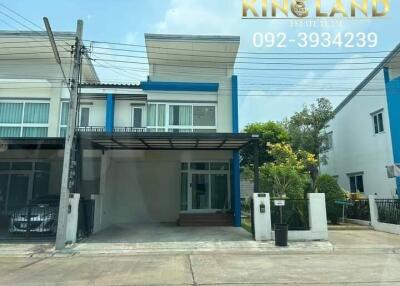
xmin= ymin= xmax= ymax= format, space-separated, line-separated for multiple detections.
xmin=1 ymin=0 xmax=399 ymax=129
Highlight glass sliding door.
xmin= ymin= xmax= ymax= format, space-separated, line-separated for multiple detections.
xmin=191 ymin=173 xmax=210 ymax=210
xmin=211 ymin=174 xmax=228 ymax=209
xmin=180 ymin=162 xmax=230 ymax=212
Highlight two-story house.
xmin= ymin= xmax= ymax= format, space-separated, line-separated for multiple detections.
xmin=0 ymin=31 xmax=97 ymax=236
xmin=0 ymin=32 xmax=257 ymax=241
xmin=320 ymin=43 xmax=400 ymax=199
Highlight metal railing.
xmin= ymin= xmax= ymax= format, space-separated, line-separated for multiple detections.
xmin=376 ymin=199 xmax=400 ymax=225
xmin=346 ymin=199 xmax=370 ymax=221
xmin=270 ymin=199 xmax=310 ymax=230
xmin=77 ymin=126 xmax=146 ymax=133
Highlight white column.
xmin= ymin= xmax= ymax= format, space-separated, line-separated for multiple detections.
xmin=66 ymin=193 xmax=80 ymax=244
xmin=308 ymin=193 xmax=328 ymax=240
xmin=368 ymin=195 xmax=378 ymax=228
xmin=94 ymin=151 xmax=110 ymax=232
xmin=253 ymin=193 xmax=272 ymax=241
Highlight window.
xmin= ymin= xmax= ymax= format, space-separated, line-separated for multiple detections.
xmin=59 ymin=101 xmax=69 ymax=137
xmin=372 ymin=111 xmax=384 ymax=134
xmin=147 ymin=104 xmax=166 ymax=132
xmin=349 ymin=173 xmax=364 ymax=193
xmin=194 ymin=106 xmax=215 ymax=126
xmin=169 ymin=105 xmax=192 ymax=126
xmin=321 ymin=132 xmax=333 ymax=151
xmin=80 ymin=107 xmax=90 ymax=127
xmin=0 ymin=101 xmax=49 ymax=138
xmin=147 ymin=103 xmax=217 ymax=133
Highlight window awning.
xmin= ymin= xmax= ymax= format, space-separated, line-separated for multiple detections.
xmin=78 ymin=132 xmax=258 ymax=150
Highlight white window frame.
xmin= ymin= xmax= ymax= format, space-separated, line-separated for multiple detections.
xmin=0 ymin=100 xmax=50 ymax=137
xmin=131 ymin=106 xmax=146 ymax=128
xmin=59 ymin=101 xmax=70 ymax=137
xmin=180 ymin=160 xmax=230 ymax=213
xmin=348 ymin=172 xmax=364 ymax=193
xmin=147 ymin=102 xmax=218 ymax=132
xmin=371 ymin=109 xmax=384 ymax=134
xmin=79 ymin=105 xmax=92 ymax=127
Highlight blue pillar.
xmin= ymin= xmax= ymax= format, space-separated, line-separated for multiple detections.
xmin=232 ymin=75 xmax=241 ymax=226
xmin=106 ymin=94 xmax=114 ymax=134
xmin=384 ymin=68 xmax=400 ymax=197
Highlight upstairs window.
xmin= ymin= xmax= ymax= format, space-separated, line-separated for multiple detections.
xmin=349 ymin=173 xmax=364 ymax=193
xmin=0 ymin=101 xmax=49 ymax=137
xmin=147 ymin=103 xmax=216 ymax=133
xmin=372 ymin=111 xmax=384 ymax=134
xmin=59 ymin=101 xmax=69 ymax=137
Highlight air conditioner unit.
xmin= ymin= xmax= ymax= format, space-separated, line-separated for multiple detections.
xmin=386 ymin=164 xmax=400 ymax=178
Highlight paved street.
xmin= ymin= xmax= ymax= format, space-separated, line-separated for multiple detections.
xmin=0 ymin=230 xmax=399 ymax=285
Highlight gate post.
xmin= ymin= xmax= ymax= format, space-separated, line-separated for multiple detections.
xmin=253 ymin=193 xmax=272 ymax=241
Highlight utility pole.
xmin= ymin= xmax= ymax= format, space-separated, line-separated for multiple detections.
xmin=44 ymin=18 xmax=84 ymax=250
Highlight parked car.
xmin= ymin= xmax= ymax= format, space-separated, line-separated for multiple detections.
xmin=9 ymin=195 xmax=59 ymax=235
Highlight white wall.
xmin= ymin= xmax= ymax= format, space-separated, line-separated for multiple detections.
xmin=79 ymin=99 xmax=106 ymax=128
xmin=320 ymin=70 xmax=397 ymax=198
xmin=98 ymin=150 xmax=232 ymax=229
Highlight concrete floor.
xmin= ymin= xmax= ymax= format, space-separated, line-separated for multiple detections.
xmin=0 ymin=230 xmax=399 ymax=285
xmin=84 ymin=223 xmax=253 ymax=243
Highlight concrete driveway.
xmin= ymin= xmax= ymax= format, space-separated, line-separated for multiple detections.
xmin=0 ymin=229 xmax=399 ymax=285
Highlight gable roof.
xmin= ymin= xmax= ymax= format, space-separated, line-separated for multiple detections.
xmin=334 ymin=43 xmax=400 ymax=114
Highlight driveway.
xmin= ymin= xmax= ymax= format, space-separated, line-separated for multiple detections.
xmin=0 ymin=229 xmax=399 ymax=285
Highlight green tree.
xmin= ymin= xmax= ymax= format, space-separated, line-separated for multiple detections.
xmin=241 ymin=121 xmax=289 ymax=166
xmin=315 ymin=174 xmax=346 ymax=224
xmin=286 ymin=98 xmax=334 ymax=183
xmin=264 ymin=143 xmax=317 ymax=199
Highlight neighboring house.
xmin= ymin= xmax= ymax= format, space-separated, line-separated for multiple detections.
xmin=320 ymin=44 xmax=400 ymax=199
xmin=0 ymin=32 xmax=257 ymax=242
xmin=0 ymin=31 xmax=98 ymax=220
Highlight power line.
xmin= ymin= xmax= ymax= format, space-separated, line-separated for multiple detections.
xmin=89 ymin=39 xmax=395 ymax=55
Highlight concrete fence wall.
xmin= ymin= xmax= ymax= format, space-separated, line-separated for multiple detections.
xmin=253 ymin=193 xmax=328 ymax=241
xmin=369 ymin=195 xmax=400 ymax=235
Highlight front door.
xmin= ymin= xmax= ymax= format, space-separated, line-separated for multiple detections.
xmin=191 ymin=173 xmax=210 ymax=210
xmin=132 ymin=107 xmax=144 ymax=128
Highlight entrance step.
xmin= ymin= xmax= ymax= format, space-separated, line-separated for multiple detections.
xmin=178 ymin=213 xmax=233 ymax=226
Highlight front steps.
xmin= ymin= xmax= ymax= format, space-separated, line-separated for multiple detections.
xmin=178 ymin=213 xmax=233 ymax=226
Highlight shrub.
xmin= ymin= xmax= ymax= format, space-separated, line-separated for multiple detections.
xmin=315 ymin=174 xmax=346 ymax=224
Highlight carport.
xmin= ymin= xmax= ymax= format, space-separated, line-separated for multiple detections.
xmin=0 ymin=138 xmax=64 ymax=240
xmin=77 ymin=131 xmax=259 ymax=238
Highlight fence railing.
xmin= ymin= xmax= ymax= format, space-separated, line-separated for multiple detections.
xmin=77 ymin=126 xmax=147 ymax=133
xmin=270 ymin=199 xmax=310 ymax=230
xmin=375 ymin=199 xmax=400 ymax=225
xmin=346 ymin=199 xmax=370 ymax=221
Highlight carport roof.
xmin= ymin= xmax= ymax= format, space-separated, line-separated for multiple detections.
xmin=78 ymin=132 xmax=258 ymax=150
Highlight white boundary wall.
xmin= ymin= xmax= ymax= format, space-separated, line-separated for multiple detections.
xmin=253 ymin=193 xmax=328 ymax=241
xmin=369 ymin=195 xmax=400 ymax=235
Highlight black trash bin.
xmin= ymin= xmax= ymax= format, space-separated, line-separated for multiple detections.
xmin=275 ymin=223 xmax=288 ymax=247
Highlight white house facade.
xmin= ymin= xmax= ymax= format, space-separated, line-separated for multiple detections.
xmin=0 ymin=32 xmax=257 ymax=243
xmin=320 ymin=44 xmax=400 ymax=199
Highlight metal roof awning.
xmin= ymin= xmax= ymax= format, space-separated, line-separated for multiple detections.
xmin=0 ymin=138 xmax=65 ymax=150
xmin=78 ymin=132 xmax=257 ymax=150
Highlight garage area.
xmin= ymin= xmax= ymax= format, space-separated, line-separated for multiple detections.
xmin=0 ymin=139 xmax=64 ymax=241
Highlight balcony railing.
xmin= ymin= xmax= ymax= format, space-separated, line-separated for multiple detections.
xmin=77 ymin=126 xmax=146 ymax=133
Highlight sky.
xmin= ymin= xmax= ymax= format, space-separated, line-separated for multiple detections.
xmin=0 ymin=0 xmax=399 ymax=129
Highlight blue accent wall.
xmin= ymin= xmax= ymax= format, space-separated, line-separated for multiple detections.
xmin=141 ymin=81 xmax=219 ymax=92
xmin=106 ymin=94 xmax=114 ymax=133
xmin=384 ymin=68 xmax=400 ymax=197
xmin=231 ymin=75 xmax=241 ymax=226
